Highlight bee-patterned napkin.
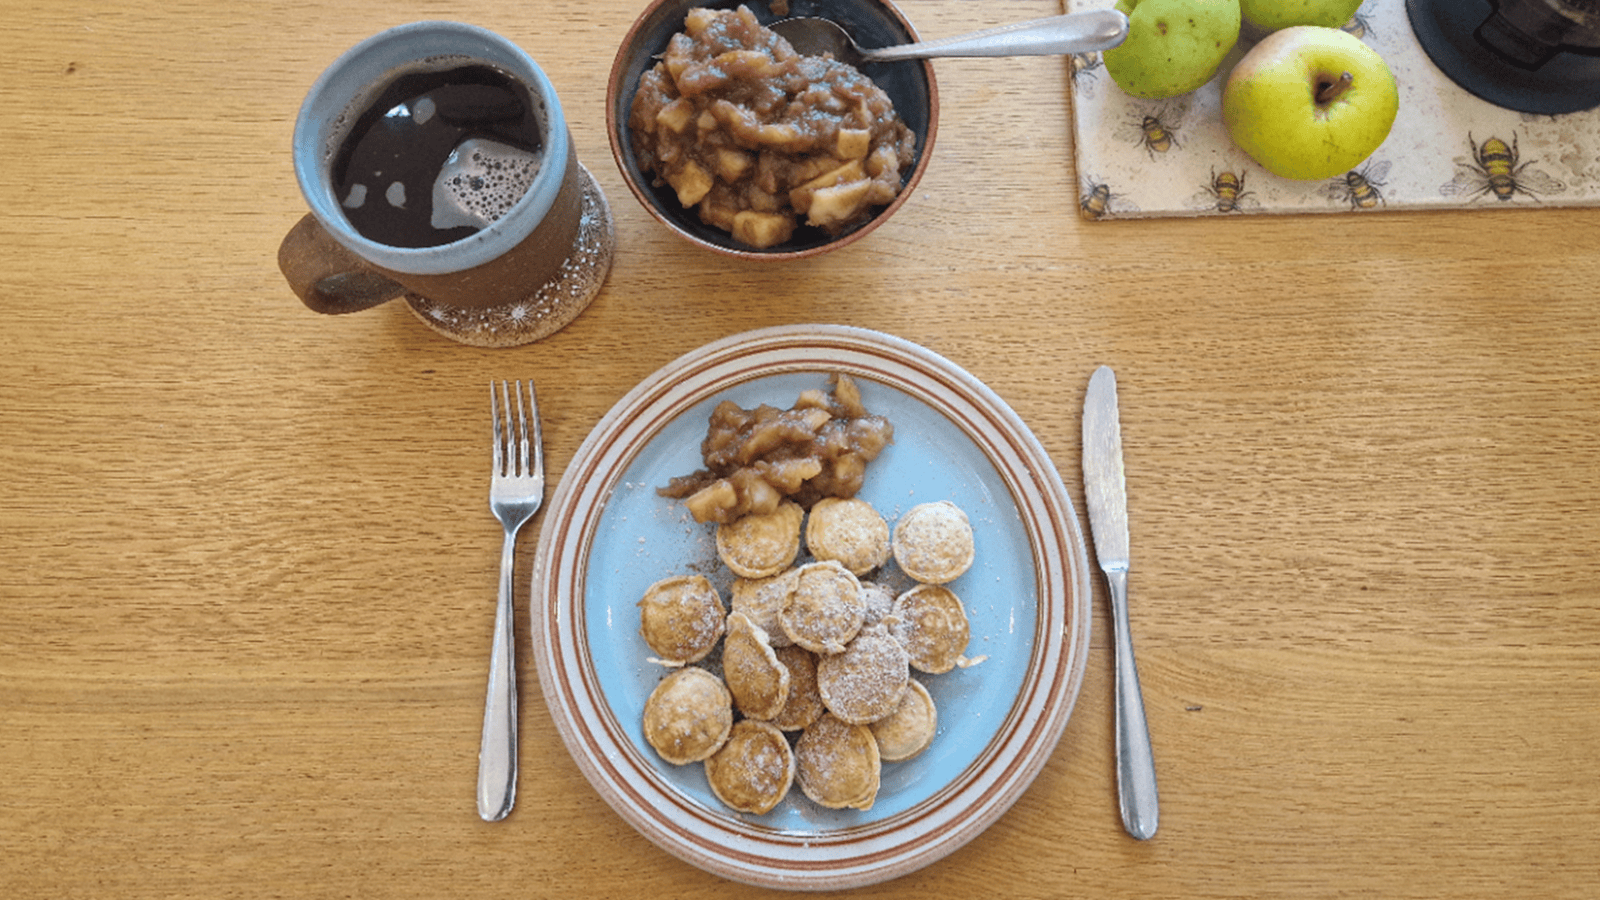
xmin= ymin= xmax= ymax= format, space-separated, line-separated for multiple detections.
xmin=1065 ymin=0 xmax=1600 ymax=219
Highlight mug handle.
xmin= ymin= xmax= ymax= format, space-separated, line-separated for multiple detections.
xmin=278 ymin=213 xmax=407 ymax=314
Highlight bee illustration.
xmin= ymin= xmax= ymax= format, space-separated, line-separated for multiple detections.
xmin=1326 ymin=160 xmax=1392 ymax=210
xmin=1069 ymin=52 xmax=1103 ymax=97
xmin=1117 ymin=107 xmax=1184 ymax=159
xmin=1189 ymin=169 xmax=1260 ymax=213
xmin=1440 ymin=132 xmax=1566 ymax=202
xmin=1079 ymin=176 xmax=1137 ymax=220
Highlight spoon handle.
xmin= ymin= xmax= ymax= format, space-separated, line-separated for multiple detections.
xmin=1106 ymin=568 xmax=1159 ymax=840
xmin=864 ymin=9 xmax=1128 ymax=61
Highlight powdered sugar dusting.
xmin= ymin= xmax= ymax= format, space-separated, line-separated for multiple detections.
xmin=795 ymin=714 xmax=881 ymax=810
xmin=815 ymin=623 xmax=909 ymax=725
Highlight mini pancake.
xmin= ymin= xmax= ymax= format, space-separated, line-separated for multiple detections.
xmin=805 ymin=497 xmax=890 ymax=576
xmin=638 ymin=574 xmax=725 ymax=666
xmin=728 ymin=568 xmax=798 ymax=648
xmin=716 ymin=499 xmax=804 ymax=579
xmin=857 ymin=580 xmax=896 ymax=627
xmin=769 ymin=645 xmax=826 ymax=731
xmin=641 ymin=666 xmax=733 ymax=765
xmin=870 ymin=678 xmax=937 ymax=761
xmin=780 ymin=560 xmax=865 ymax=655
xmin=815 ymin=622 xmax=910 ymax=725
xmin=891 ymin=500 xmax=975 ymax=584
xmin=721 ymin=611 xmax=791 ymax=721
xmin=795 ymin=713 xmax=881 ymax=811
xmin=891 ymin=583 xmax=972 ymax=674
xmin=704 ymin=719 xmax=796 ymax=814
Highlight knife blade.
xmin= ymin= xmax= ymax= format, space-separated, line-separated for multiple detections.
xmin=1082 ymin=365 xmax=1159 ymax=840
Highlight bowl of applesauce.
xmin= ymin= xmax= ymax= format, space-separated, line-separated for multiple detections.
xmin=607 ymin=0 xmax=938 ymax=259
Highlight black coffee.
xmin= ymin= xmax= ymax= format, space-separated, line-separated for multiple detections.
xmin=332 ymin=64 xmax=543 ymax=248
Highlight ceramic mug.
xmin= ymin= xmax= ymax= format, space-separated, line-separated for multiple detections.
xmin=279 ymin=21 xmax=614 ymax=346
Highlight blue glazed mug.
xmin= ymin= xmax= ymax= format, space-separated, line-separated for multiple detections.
xmin=279 ymin=21 xmax=612 ymax=345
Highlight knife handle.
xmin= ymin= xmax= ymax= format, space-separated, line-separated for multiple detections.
xmin=1106 ymin=568 xmax=1159 ymax=840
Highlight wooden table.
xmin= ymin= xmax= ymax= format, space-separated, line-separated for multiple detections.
xmin=4 ymin=1 xmax=1598 ymax=896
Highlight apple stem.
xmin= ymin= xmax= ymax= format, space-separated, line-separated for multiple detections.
xmin=1315 ymin=71 xmax=1354 ymax=105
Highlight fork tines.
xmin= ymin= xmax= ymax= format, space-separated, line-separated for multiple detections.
xmin=491 ymin=380 xmax=541 ymax=479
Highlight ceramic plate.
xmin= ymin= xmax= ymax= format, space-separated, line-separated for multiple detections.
xmin=530 ymin=325 xmax=1092 ymax=890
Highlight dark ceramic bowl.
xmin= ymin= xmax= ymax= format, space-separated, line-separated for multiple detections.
xmin=607 ymin=0 xmax=939 ymax=260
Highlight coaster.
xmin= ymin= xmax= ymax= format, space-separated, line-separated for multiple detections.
xmin=1066 ymin=0 xmax=1600 ymax=219
xmin=406 ymin=162 xmax=617 ymax=347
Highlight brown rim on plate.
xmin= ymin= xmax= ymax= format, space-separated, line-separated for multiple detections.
xmin=530 ymin=325 xmax=1091 ymax=890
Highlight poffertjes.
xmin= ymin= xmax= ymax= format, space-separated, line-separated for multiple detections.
xmin=857 ymin=580 xmax=896 ymax=627
xmin=891 ymin=583 xmax=974 ymax=674
xmin=870 ymin=678 xmax=937 ymax=761
xmin=780 ymin=559 xmax=865 ymax=654
xmin=795 ymin=713 xmax=881 ymax=811
xmin=638 ymin=574 xmax=725 ymax=666
xmin=642 ymin=667 xmax=734 ymax=765
xmin=805 ymin=496 xmax=890 ymax=576
xmin=815 ymin=622 xmax=909 ymax=725
xmin=704 ymin=719 xmax=796 ymax=815
xmin=716 ymin=499 xmax=804 ymax=578
xmin=891 ymin=500 xmax=975 ymax=584
xmin=769 ymin=644 xmax=826 ymax=732
xmin=729 ymin=568 xmax=799 ymax=648
xmin=721 ymin=611 xmax=791 ymax=720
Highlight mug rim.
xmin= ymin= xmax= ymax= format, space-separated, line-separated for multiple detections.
xmin=292 ymin=20 xmax=570 ymax=276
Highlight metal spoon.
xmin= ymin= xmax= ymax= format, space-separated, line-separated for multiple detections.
xmin=770 ymin=9 xmax=1128 ymax=67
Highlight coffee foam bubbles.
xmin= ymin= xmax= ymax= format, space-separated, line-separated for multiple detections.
xmin=431 ymin=137 xmax=544 ymax=233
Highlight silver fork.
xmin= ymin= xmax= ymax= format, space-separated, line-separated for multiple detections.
xmin=478 ymin=380 xmax=544 ymax=822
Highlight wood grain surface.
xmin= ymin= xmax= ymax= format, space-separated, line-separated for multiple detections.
xmin=3 ymin=1 xmax=1598 ymax=898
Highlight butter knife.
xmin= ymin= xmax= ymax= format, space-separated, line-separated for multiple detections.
xmin=1082 ymin=365 xmax=1159 ymax=840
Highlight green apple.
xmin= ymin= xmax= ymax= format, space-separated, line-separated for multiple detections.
xmin=1221 ymin=25 xmax=1398 ymax=180
xmin=1240 ymin=0 xmax=1364 ymax=31
xmin=1104 ymin=0 xmax=1241 ymax=99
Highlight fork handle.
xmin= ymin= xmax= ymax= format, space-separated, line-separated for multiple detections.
xmin=477 ymin=529 xmax=519 ymax=821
